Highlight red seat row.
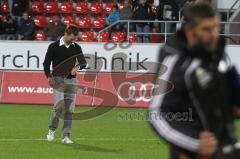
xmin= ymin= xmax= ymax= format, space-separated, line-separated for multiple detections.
xmin=32 ymin=1 xmax=121 ymax=14
xmin=34 ymin=16 xmax=106 ymax=29
xmin=35 ymin=30 xmax=138 ymax=43
xmin=1 ymin=1 xmax=121 ymax=14
xmin=0 ymin=1 xmax=10 ymax=13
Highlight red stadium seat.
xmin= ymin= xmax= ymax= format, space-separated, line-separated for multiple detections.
xmin=35 ymin=30 xmax=46 ymax=41
xmin=104 ymin=2 xmax=115 ymax=14
xmin=34 ymin=16 xmax=46 ymax=28
xmin=80 ymin=31 xmax=95 ymax=42
xmin=63 ymin=16 xmax=76 ymax=26
xmin=128 ymin=34 xmax=137 ymax=43
xmin=92 ymin=16 xmax=106 ymax=29
xmin=97 ymin=31 xmax=109 ymax=42
xmin=75 ymin=2 xmax=89 ymax=14
xmin=150 ymin=35 xmax=163 ymax=43
xmin=31 ymin=1 xmax=44 ymax=13
xmin=90 ymin=2 xmax=103 ymax=14
xmin=45 ymin=2 xmax=58 ymax=13
xmin=111 ymin=32 xmax=126 ymax=42
xmin=150 ymin=27 xmax=163 ymax=43
xmin=1 ymin=1 xmax=10 ymax=13
xmin=60 ymin=2 xmax=73 ymax=14
xmin=119 ymin=2 xmax=126 ymax=9
xmin=77 ymin=16 xmax=91 ymax=29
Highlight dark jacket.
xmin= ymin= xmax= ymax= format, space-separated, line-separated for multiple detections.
xmin=150 ymin=30 xmax=238 ymax=156
xmin=2 ymin=18 xmax=18 ymax=34
xmin=133 ymin=3 xmax=155 ymax=26
xmin=18 ymin=18 xmax=35 ymax=40
xmin=43 ymin=40 xmax=87 ymax=78
xmin=44 ymin=21 xmax=65 ymax=37
xmin=120 ymin=6 xmax=133 ymax=20
xmin=12 ymin=0 xmax=29 ymax=16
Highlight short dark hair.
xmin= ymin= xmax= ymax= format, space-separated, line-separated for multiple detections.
xmin=113 ymin=5 xmax=119 ymax=10
xmin=183 ymin=3 xmax=217 ymax=28
xmin=65 ymin=25 xmax=79 ymax=36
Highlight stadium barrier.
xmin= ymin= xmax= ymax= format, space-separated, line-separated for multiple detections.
xmin=0 ymin=41 xmax=240 ymax=107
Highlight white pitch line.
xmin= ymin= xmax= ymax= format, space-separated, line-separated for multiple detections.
xmin=0 ymin=138 xmax=159 ymax=142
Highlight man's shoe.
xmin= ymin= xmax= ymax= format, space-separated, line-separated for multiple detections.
xmin=61 ymin=137 xmax=73 ymax=144
xmin=47 ymin=130 xmax=55 ymax=142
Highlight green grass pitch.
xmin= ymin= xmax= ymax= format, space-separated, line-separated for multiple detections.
xmin=0 ymin=104 xmax=168 ymax=159
xmin=0 ymin=104 xmax=239 ymax=159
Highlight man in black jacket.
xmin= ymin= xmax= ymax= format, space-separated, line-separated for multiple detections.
xmin=133 ymin=0 xmax=155 ymax=43
xmin=150 ymin=3 xmax=240 ymax=159
xmin=43 ymin=25 xmax=87 ymax=144
xmin=17 ymin=12 xmax=35 ymax=40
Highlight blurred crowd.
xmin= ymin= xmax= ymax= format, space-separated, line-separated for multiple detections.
xmin=0 ymin=0 xmax=212 ymax=42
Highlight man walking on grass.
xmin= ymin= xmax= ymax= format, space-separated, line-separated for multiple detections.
xmin=43 ymin=25 xmax=87 ymax=144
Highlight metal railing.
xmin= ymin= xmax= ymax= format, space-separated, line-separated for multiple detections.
xmin=227 ymin=0 xmax=240 ymax=21
xmin=99 ymin=20 xmax=240 ymax=44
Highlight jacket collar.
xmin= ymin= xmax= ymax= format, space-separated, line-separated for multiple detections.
xmin=165 ymin=29 xmax=226 ymax=63
xmin=59 ymin=36 xmax=75 ymax=48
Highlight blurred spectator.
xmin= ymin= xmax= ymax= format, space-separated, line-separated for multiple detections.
xmin=1 ymin=15 xmax=18 ymax=40
xmin=120 ymin=0 xmax=133 ymax=32
xmin=133 ymin=0 xmax=155 ymax=43
xmin=158 ymin=0 xmax=179 ymax=34
xmin=106 ymin=5 xmax=120 ymax=25
xmin=158 ymin=0 xmax=178 ymax=21
xmin=17 ymin=12 xmax=35 ymax=40
xmin=12 ymin=0 xmax=29 ymax=23
xmin=44 ymin=15 xmax=65 ymax=41
xmin=183 ymin=0 xmax=196 ymax=8
xmin=175 ymin=0 xmax=187 ymax=10
xmin=130 ymin=0 xmax=138 ymax=8
xmin=0 ymin=18 xmax=4 ymax=40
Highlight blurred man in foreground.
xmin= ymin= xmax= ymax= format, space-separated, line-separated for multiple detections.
xmin=150 ymin=3 xmax=240 ymax=159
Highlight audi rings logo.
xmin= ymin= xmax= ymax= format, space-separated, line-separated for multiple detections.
xmin=117 ymin=82 xmax=157 ymax=102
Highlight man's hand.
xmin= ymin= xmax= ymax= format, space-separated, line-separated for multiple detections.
xmin=48 ymin=76 xmax=54 ymax=87
xmin=71 ymin=66 xmax=79 ymax=76
xmin=197 ymin=131 xmax=218 ymax=159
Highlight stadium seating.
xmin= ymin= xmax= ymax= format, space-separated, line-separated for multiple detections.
xmin=97 ymin=31 xmax=109 ymax=42
xmin=80 ymin=31 xmax=95 ymax=42
xmin=90 ymin=2 xmax=103 ymax=14
xmin=111 ymin=32 xmax=126 ymax=42
xmin=45 ymin=1 xmax=58 ymax=13
xmin=119 ymin=2 xmax=126 ymax=9
xmin=1 ymin=1 xmax=10 ymax=13
xmin=104 ymin=2 xmax=115 ymax=14
xmin=77 ymin=16 xmax=91 ymax=29
xmin=60 ymin=2 xmax=73 ymax=14
xmin=92 ymin=16 xmax=106 ymax=29
xmin=34 ymin=16 xmax=46 ymax=28
xmin=63 ymin=16 xmax=76 ymax=25
xmin=75 ymin=2 xmax=89 ymax=14
xmin=31 ymin=1 xmax=44 ymax=13
xmin=0 ymin=0 xmax=164 ymax=43
xmin=128 ymin=34 xmax=138 ymax=43
xmin=35 ymin=30 xmax=46 ymax=41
